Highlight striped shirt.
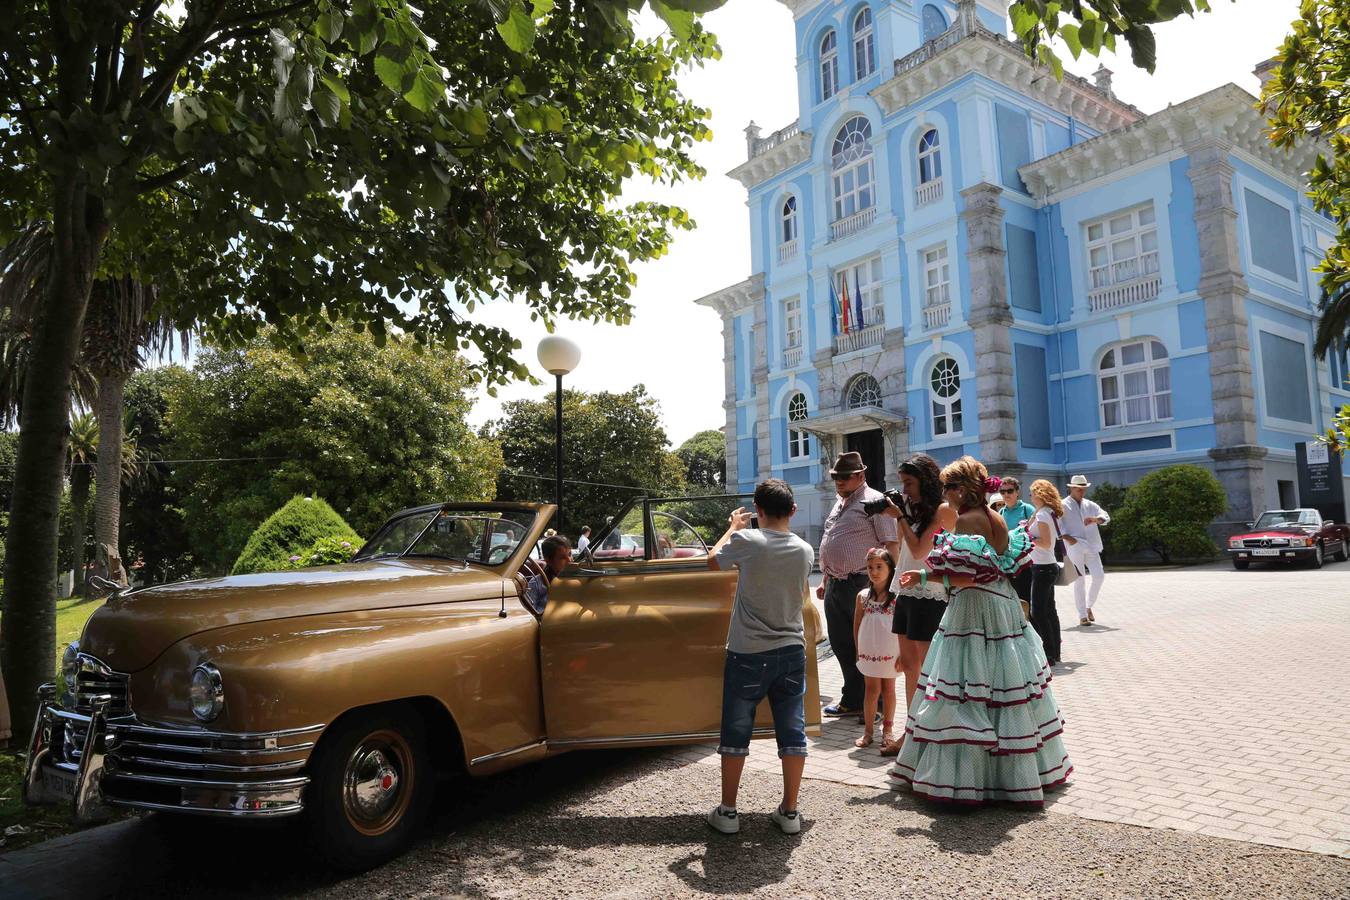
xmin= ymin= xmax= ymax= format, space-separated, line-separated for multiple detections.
xmin=818 ymin=484 xmax=898 ymax=578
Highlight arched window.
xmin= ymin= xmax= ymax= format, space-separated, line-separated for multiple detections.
xmin=787 ymin=392 xmax=810 ymax=460
xmin=820 ymin=31 xmax=839 ymax=101
xmin=846 ymin=374 xmax=882 ymax=410
xmin=918 ymin=129 xmax=942 ymax=184
xmin=921 ymin=3 xmax=948 ymax=42
xmin=929 ymin=357 xmax=962 ymax=436
xmin=831 ymin=117 xmax=875 ymax=222
xmin=1099 ymin=339 xmax=1171 ymax=427
xmin=853 ymin=8 xmax=876 ymax=80
xmin=781 ymin=196 xmax=798 ymax=244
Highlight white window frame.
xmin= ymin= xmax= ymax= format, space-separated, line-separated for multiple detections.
xmin=783 ymin=296 xmax=802 ymax=350
xmin=781 ymin=196 xmax=798 ymax=244
xmin=1098 ymin=338 xmax=1172 ymax=428
xmin=835 ymin=255 xmax=884 ymax=330
xmin=918 ymin=128 xmax=942 ymax=185
xmin=1238 ymin=179 xmax=1303 ymax=290
xmin=929 ymin=357 xmax=962 ymax=437
xmin=787 ymin=392 xmax=810 ymax=460
xmin=852 ymin=8 xmax=875 ymax=80
xmin=923 ymin=244 xmax=950 ymax=309
xmin=820 ymin=31 xmax=839 ymax=101
xmin=1085 ymin=204 xmax=1159 ymax=291
xmin=831 ymin=117 xmax=875 ymax=221
xmin=1252 ymin=319 xmax=1317 ymax=433
xmin=846 ymin=374 xmax=882 ymax=411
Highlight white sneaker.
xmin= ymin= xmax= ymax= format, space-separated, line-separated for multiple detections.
xmin=771 ymin=805 xmax=801 ymax=835
xmin=707 ymin=805 xmax=739 ymax=834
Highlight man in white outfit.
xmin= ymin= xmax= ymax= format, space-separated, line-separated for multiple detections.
xmin=1061 ymin=474 xmax=1111 ymax=626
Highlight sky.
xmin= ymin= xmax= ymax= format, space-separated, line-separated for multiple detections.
xmin=464 ymin=0 xmax=1308 ymax=447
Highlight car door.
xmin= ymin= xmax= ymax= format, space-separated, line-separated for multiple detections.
xmin=539 ymin=497 xmax=822 ymax=750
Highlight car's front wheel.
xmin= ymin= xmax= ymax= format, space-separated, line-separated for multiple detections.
xmin=1232 ymin=557 xmax=1249 ymax=570
xmin=304 ymin=706 xmax=432 ymax=872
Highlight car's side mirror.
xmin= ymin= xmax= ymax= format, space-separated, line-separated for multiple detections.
xmin=1244 ymin=522 xmax=1253 ymax=529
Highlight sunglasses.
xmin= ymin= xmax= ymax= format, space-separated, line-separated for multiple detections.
xmin=999 ymin=488 xmax=1016 ymax=494
xmin=832 ymin=474 xmax=859 ymax=482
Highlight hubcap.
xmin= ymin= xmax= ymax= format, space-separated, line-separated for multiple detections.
xmin=342 ymin=729 xmax=413 ymax=836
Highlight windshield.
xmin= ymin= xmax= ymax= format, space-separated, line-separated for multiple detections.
xmin=355 ymin=508 xmax=537 ymax=565
xmin=1253 ymin=510 xmax=1316 ymax=529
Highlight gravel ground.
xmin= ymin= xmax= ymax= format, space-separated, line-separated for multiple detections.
xmin=21 ymin=748 xmax=1341 ymax=900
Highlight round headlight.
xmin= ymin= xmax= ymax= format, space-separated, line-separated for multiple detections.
xmin=190 ymin=663 xmax=224 ymax=722
xmin=61 ymin=641 xmax=81 ymax=693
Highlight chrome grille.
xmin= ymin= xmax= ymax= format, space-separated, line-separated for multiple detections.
xmin=71 ymin=654 xmax=130 ymax=716
xmin=1242 ymin=538 xmax=1289 ymax=548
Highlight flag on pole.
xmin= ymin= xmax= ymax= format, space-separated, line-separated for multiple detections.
xmin=853 ymin=270 xmax=865 ymax=328
xmin=839 ymin=273 xmax=851 ymax=335
xmin=829 ymin=278 xmax=839 ymax=337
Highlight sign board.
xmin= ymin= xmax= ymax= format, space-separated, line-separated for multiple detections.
xmin=1295 ymin=441 xmax=1346 ymax=524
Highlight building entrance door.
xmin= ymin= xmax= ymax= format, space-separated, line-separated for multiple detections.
xmin=846 ymin=429 xmax=886 ymax=492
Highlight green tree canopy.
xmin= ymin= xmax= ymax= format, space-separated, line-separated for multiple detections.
xmin=121 ymin=366 xmax=197 ymax=584
xmin=484 ymin=384 xmax=686 ymax=538
xmin=1111 ymin=464 xmax=1227 ymax=564
xmin=231 ymin=495 xmax=360 ymax=575
xmin=676 ymin=428 xmax=725 ymax=490
xmin=1008 ymin=1 xmax=1229 ymax=77
xmin=165 ymin=326 xmax=501 ymax=573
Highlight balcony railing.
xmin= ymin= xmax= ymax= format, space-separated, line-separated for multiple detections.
xmin=829 ymin=206 xmax=876 ymax=242
xmin=750 ymin=122 xmax=801 ymax=159
xmin=778 ymin=239 xmax=799 ymax=264
xmin=834 ymin=323 xmax=884 ymax=355
xmin=923 ymin=302 xmax=951 ymax=330
xmin=1088 ymin=274 xmax=1161 ymax=312
xmin=916 ymin=177 xmax=943 ymax=206
xmin=782 ymin=345 xmax=803 ymax=368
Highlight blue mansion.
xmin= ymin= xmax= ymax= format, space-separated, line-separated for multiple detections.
xmin=695 ymin=0 xmax=1349 ymax=544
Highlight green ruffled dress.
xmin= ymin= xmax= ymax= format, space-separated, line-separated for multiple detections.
xmin=888 ymin=524 xmax=1072 ymax=805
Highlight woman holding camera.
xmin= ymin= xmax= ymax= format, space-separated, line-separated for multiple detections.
xmin=880 ymin=453 xmax=954 ymax=756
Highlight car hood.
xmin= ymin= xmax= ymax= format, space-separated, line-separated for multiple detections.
xmin=80 ymin=559 xmax=507 ymax=673
xmin=1235 ymin=527 xmax=1313 ymax=539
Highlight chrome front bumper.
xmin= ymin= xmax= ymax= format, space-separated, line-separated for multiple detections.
xmin=23 ymin=684 xmax=324 ymax=822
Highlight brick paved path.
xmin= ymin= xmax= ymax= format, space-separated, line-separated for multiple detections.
xmin=662 ymin=561 xmax=1350 ymax=857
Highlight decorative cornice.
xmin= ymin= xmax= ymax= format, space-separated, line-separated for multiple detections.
xmin=870 ymin=25 xmax=1142 ymax=134
xmin=1017 ymin=84 xmax=1329 ymax=205
xmin=694 ymin=273 xmax=766 ymax=318
xmin=727 ymin=130 xmax=812 ymax=189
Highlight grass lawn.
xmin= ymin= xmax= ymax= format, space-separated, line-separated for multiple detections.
xmin=1 ymin=594 xmax=122 ymax=852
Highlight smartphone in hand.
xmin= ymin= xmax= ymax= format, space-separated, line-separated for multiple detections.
xmin=749 ymin=516 xmax=760 ymax=529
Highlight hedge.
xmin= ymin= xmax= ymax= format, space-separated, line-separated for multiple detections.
xmin=230 ymin=496 xmax=361 ymax=575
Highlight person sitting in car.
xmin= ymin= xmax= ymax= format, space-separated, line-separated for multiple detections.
xmin=525 ymin=534 xmax=572 ymax=614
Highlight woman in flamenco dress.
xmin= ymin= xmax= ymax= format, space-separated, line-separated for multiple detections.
xmin=888 ymin=455 xmax=1072 ymax=806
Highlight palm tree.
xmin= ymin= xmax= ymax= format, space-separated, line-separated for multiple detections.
xmin=80 ymin=277 xmax=186 ymax=586
xmin=66 ymin=413 xmax=99 ymax=597
xmin=1314 ymin=283 xmax=1350 ymax=361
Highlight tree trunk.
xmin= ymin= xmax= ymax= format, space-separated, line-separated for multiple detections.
xmin=0 ymin=173 xmax=106 ymax=735
xmin=93 ymin=373 xmax=129 ymax=586
xmin=69 ymin=468 xmax=92 ymax=599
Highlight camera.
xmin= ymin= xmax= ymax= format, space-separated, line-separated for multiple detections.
xmin=862 ymin=489 xmax=910 ymax=519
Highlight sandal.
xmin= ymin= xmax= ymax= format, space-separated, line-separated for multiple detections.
xmin=879 ymin=720 xmax=899 ymax=755
xmin=855 ymin=730 xmax=874 ymax=749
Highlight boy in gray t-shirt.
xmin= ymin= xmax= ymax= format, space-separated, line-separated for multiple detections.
xmin=705 ymin=479 xmax=815 ymax=836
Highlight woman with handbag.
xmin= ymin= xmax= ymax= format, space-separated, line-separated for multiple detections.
xmin=1028 ymin=479 xmax=1066 ymax=667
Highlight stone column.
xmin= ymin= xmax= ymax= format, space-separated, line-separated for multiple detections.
xmin=960 ymin=182 xmax=1024 ymax=479
xmin=719 ymin=312 xmax=739 ymax=489
xmin=752 ymin=287 xmax=772 ymax=481
xmin=880 ymin=323 xmax=910 ymax=474
xmin=1187 ymin=139 xmax=1266 ymax=527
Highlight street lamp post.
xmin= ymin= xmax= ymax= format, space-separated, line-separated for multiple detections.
xmin=536 ymin=336 xmax=581 ymax=534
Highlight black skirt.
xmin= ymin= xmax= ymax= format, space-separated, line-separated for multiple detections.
xmin=892 ymin=593 xmax=945 ymax=642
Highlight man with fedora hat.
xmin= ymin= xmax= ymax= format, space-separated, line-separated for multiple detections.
xmin=816 ymin=451 xmax=899 ymax=718
xmin=1061 ymin=474 xmax=1111 ymax=626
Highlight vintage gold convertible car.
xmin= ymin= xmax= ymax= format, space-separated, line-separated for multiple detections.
xmin=24 ymin=498 xmax=822 ymax=869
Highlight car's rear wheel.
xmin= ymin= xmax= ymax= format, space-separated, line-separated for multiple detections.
xmin=1232 ymin=557 xmax=1249 ymax=570
xmin=304 ymin=706 xmax=431 ymax=872
xmin=1309 ymin=543 xmax=1324 ymax=569
xmin=1334 ymin=540 xmax=1349 ymax=563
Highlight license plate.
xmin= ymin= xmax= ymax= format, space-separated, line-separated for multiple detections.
xmin=1252 ymin=548 xmax=1280 ymax=556
xmin=42 ymin=766 xmax=77 ymax=801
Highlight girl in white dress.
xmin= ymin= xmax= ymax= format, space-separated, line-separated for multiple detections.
xmin=852 ymin=547 xmax=899 ymax=750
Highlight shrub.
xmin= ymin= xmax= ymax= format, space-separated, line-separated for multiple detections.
xmin=284 ymin=535 xmax=359 ymax=569
xmin=1111 ymin=465 xmax=1227 ymax=564
xmin=1089 ymin=481 xmax=1129 ymax=561
xmin=231 ymin=496 xmax=361 ymax=575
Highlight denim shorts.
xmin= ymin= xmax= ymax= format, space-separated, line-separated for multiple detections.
xmin=718 ymin=644 xmax=808 ymax=759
